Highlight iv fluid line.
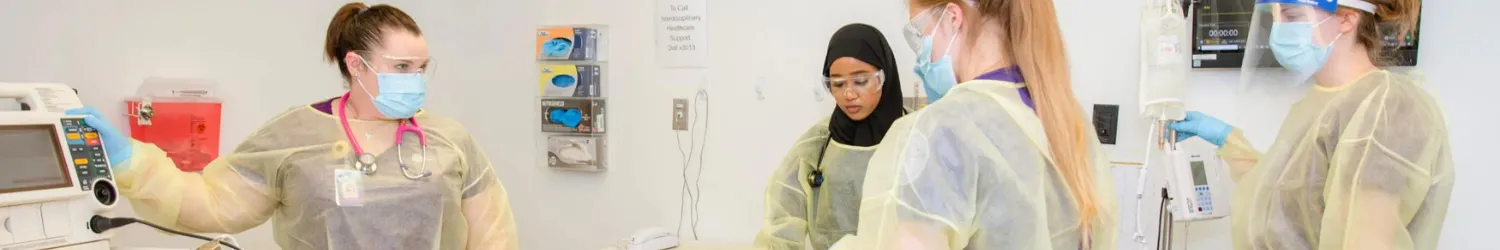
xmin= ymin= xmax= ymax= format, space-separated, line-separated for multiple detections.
xmin=1133 ymin=119 xmax=1162 ymax=245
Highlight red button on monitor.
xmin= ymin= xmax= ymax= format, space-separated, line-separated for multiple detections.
xmin=87 ymin=139 xmax=101 ymax=146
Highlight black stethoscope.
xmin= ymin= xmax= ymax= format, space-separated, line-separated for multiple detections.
xmin=338 ymin=92 xmax=432 ymax=180
xmin=808 ymin=138 xmax=833 ymax=188
xmin=807 ymin=109 xmax=907 ymax=188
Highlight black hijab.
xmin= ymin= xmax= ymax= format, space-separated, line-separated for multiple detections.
xmin=823 ymin=23 xmax=905 ymax=147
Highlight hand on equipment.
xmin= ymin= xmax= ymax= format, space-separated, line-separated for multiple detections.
xmin=1169 ymin=111 xmax=1233 ymax=147
xmin=66 ymin=107 xmax=135 ymax=170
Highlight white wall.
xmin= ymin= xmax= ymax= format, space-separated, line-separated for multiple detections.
xmin=1 ymin=0 xmax=1496 ymax=250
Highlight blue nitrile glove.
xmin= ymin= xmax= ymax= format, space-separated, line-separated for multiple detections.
xmin=542 ymin=38 xmax=573 ymax=57
xmin=66 ymin=107 xmax=134 ymax=171
xmin=1169 ymin=111 xmax=1233 ymax=147
xmin=549 ymin=108 xmax=583 ymax=128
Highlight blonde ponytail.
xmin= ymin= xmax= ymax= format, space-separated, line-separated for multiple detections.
xmin=914 ymin=0 xmax=1100 ymax=236
xmin=1000 ymin=0 xmax=1099 ymax=234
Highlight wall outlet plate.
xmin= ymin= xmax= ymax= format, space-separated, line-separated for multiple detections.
xmin=673 ymin=98 xmax=689 ymax=131
xmin=1092 ymin=104 xmax=1120 ymax=145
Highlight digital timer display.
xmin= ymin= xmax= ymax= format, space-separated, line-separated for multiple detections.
xmin=1191 ymin=0 xmax=1421 ymax=68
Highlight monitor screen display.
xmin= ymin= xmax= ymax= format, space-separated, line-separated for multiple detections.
xmin=1194 ymin=0 xmax=1253 ymax=52
xmin=1192 ymin=0 xmax=1421 ymax=68
xmin=1191 ymin=160 xmax=1209 ymax=186
xmin=0 ymin=125 xmax=71 ymax=194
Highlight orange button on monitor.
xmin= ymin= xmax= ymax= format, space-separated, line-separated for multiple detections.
xmin=85 ymin=132 xmax=99 ymax=139
xmin=67 ymin=133 xmax=82 ymax=140
xmin=74 ymin=158 xmax=89 ymax=165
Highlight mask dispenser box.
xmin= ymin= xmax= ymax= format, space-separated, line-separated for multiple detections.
xmin=536 ymin=26 xmax=608 ymax=61
xmin=540 ymin=98 xmax=606 ymax=134
xmin=539 ymin=64 xmax=604 ymax=97
xmin=545 ymin=135 xmax=606 ymax=171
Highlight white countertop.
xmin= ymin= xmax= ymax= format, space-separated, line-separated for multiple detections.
xmin=599 ymin=240 xmax=757 ymax=250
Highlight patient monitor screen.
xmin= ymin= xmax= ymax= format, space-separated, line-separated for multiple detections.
xmin=1191 ymin=161 xmax=1208 ymax=186
xmin=0 ymin=125 xmax=70 ymax=194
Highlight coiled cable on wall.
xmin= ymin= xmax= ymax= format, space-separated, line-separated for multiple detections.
xmin=676 ymin=88 xmax=710 ymax=240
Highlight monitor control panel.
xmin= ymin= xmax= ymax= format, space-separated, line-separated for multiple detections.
xmin=61 ymin=118 xmax=114 ymax=190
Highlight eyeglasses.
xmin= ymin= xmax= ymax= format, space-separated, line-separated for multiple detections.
xmin=902 ymin=6 xmax=947 ymax=53
xmin=822 ymin=71 xmax=885 ymax=96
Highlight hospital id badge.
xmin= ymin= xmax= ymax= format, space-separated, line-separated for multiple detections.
xmin=334 ymin=169 xmax=365 ymax=207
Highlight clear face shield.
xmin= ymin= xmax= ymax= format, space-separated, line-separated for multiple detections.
xmin=1238 ymin=0 xmax=1346 ymax=91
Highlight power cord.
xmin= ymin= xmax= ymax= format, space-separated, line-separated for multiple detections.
xmin=88 ymin=215 xmax=243 ymax=250
xmin=676 ymin=88 xmax=710 ymax=240
xmin=1156 ymin=188 xmax=1174 ymax=250
xmin=675 ymin=120 xmax=694 ymax=239
xmin=693 ymin=89 xmax=709 ymax=238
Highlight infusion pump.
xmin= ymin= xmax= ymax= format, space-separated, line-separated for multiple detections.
xmin=1162 ymin=148 xmax=1230 ymax=221
xmin=1 ymin=83 xmax=119 ymax=250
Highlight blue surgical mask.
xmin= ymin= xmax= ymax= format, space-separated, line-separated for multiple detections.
xmin=1269 ymin=17 xmax=1341 ymax=73
xmin=914 ymin=31 xmax=959 ymax=104
xmin=357 ymin=58 xmax=427 ymax=119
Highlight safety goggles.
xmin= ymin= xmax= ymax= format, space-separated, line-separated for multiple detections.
xmin=902 ymin=6 xmax=948 ymax=53
xmin=354 ymin=51 xmax=436 ymax=83
xmin=356 ymin=51 xmax=435 ymax=76
xmin=822 ymin=71 xmax=885 ymax=96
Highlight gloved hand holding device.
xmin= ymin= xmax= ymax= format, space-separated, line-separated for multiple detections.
xmin=1169 ymin=111 xmax=1234 ymax=147
xmin=66 ymin=107 xmax=135 ymax=171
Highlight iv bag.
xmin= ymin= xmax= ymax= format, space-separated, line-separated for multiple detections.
xmin=1138 ymin=0 xmax=1189 ymax=120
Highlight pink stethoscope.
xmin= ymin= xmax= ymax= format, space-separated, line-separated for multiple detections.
xmin=338 ymin=92 xmax=432 ymax=180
